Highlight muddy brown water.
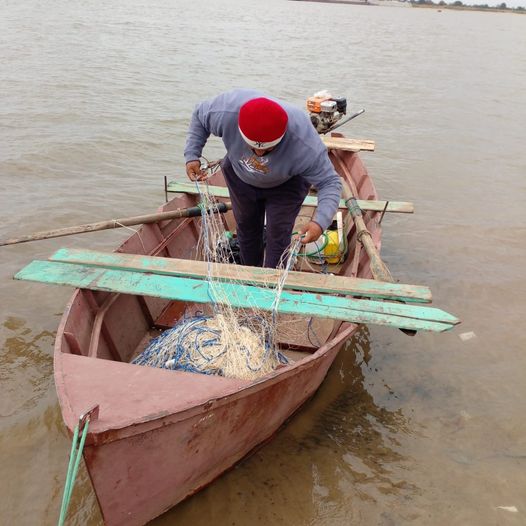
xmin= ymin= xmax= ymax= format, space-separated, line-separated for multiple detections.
xmin=1 ymin=1 xmax=525 ymax=524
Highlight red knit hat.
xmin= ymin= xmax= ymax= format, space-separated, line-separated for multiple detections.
xmin=238 ymin=97 xmax=288 ymax=149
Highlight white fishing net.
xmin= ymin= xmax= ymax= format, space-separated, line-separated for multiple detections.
xmin=133 ymin=175 xmax=301 ymax=380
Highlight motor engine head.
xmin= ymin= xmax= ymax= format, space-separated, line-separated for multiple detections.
xmin=307 ymin=91 xmax=347 ymax=134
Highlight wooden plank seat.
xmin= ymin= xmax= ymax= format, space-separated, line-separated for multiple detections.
xmin=166 ymin=182 xmax=414 ymax=214
xmin=48 ymin=248 xmax=432 ymax=303
xmin=15 ymin=259 xmax=460 ymax=332
xmin=320 ymin=136 xmax=376 ymax=152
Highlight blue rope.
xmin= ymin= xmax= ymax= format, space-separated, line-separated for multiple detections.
xmin=133 ymin=313 xmax=288 ymax=376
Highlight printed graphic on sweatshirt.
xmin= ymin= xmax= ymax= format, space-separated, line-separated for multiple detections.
xmin=238 ymin=155 xmax=270 ymax=175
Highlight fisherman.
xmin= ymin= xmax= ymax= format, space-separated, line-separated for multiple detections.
xmin=184 ymin=88 xmax=342 ymax=268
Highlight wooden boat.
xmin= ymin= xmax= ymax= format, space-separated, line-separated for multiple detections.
xmin=13 ymin=137 xmax=456 ymax=525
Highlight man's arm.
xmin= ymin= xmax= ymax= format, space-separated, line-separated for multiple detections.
xmin=184 ymin=103 xmax=211 ymax=164
xmin=184 ymin=96 xmax=229 ymax=180
xmin=184 ymin=93 xmax=236 ymax=162
xmin=300 ymin=151 xmax=343 ymax=235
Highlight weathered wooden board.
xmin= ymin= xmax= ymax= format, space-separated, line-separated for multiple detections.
xmin=321 ymin=137 xmax=376 ymax=152
xmin=167 ymin=182 xmax=414 ymax=214
xmin=50 ymin=248 xmax=432 ymax=303
xmin=15 ymin=260 xmax=460 ymax=332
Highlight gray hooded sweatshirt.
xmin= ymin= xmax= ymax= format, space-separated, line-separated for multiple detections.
xmin=184 ymin=89 xmax=342 ymax=231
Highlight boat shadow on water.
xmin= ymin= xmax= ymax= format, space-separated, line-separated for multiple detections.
xmin=154 ymin=326 xmax=418 ymax=525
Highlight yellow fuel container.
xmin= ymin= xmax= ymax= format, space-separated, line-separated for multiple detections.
xmin=323 ymin=229 xmax=343 ymax=264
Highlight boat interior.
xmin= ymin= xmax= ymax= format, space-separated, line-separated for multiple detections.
xmin=58 ymin=149 xmax=380 ymax=375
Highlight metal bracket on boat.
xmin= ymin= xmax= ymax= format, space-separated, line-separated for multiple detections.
xmin=79 ymin=404 xmax=100 ymax=432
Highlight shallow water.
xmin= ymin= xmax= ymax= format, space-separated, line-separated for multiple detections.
xmin=1 ymin=0 xmax=525 ymax=524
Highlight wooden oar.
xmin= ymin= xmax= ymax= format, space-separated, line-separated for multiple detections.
xmin=0 ymin=202 xmax=231 ymax=247
xmin=341 ymin=182 xmax=394 ymax=282
xmin=331 ymin=152 xmax=393 ymax=282
xmin=330 ymin=150 xmax=417 ymax=335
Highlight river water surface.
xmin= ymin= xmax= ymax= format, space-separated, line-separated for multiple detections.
xmin=1 ymin=1 xmax=525 ymax=524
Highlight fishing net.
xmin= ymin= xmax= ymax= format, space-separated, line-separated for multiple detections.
xmin=133 ymin=170 xmax=301 ymax=381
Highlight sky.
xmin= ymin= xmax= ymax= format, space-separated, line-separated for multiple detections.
xmin=463 ymin=0 xmax=524 ymax=5
xmin=482 ymin=0 xmax=525 ymax=6
xmin=421 ymin=0 xmax=524 ymax=6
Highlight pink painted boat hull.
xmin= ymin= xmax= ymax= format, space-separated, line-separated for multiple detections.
xmin=54 ymin=146 xmax=381 ymax=525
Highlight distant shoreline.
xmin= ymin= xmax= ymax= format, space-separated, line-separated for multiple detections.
xmin=411 ymin=3 xmax=525 ymax=13
xmin=289 ymin=0 xmax=526 ymax=12
xmin=289 ymin=0 xmax=376 ymax=5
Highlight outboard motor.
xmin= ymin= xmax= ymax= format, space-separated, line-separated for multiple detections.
xmin=307 ymin=90 xmax=347 ymax=134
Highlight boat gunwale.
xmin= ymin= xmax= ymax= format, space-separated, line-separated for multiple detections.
xmin=54 ymin=316 xmax=358 ymax=445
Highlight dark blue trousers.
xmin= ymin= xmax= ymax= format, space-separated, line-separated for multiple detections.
xmin=221 ymin=157 xmax=310 ymax=268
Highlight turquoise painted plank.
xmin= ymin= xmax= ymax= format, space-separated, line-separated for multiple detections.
xmin=47 ymin=250 xmax=446 ymax=321
xmin=20 ymin=258 xmax=456 ymax=324
xmin=167 ymin=182 xmax=415 ymax=214
xmin=49 ymin=248 xmax=432 ymax=303
xmin=15 ymin=260 xmax=459 ymax=332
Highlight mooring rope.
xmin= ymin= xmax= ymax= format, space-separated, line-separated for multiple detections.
xmin=57 ymin=414 xmax=91 ymax=526
xmin=111 ymin=220 xmax=147 ymax=253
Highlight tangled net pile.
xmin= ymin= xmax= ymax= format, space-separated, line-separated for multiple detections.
xmin=133 ymin=172 xmax=300 ymax=381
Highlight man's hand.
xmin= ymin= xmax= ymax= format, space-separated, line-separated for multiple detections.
xmin=186 ymin=160 xmax=207 ymax=181
xmin=298 ymin=221 xmax=323 ymax=244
